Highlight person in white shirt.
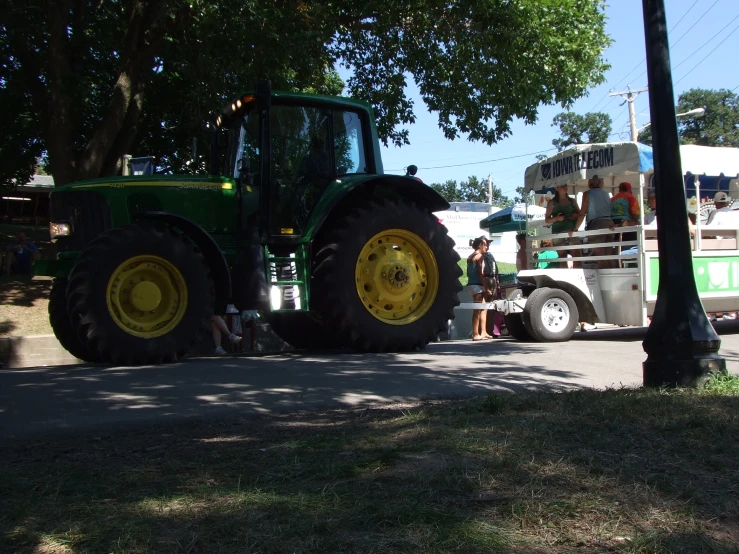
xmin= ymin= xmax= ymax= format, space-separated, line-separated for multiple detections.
xmin=706 ymin=191 xmax=738 ymax=226
xmin=703 ymin=191 xmax=739 ymax=239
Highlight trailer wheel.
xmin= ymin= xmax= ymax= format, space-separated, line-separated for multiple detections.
xmin=49 ymin=279 xmax=99 ymax=362
xmin=312 ymin=198 xmax=462 ymax=352
xmin=522 ymin=287 xmax=579 ymax=342
xmin=66 ymin=224 xmax=214 ymax=365
xmin=503 ymin=313 xmax=532 ymax=341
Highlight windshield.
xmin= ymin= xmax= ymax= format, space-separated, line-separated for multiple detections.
xmin=333 ymin=110 xmax=368 ymax=176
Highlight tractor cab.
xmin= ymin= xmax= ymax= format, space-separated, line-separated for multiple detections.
xmin=212 ymin=83 xmax=376 ymax=241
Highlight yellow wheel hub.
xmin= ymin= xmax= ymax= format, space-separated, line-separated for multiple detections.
xmin=355 ymin=229 xmax=439 ymax=325
xmin=106 ymin=255 xmax=188 ymax=338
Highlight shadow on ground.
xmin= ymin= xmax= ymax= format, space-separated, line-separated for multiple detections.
xmin=1 ymin=386 xmax=737 ymax=553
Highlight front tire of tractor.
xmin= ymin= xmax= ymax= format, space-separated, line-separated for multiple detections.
xmin=522 ymin=287 xmax=579 ymax=342
xmin=263 ymin=312 xmax=341 ymax=350
xmin=66 ymin=224 xmax=214 ymax=365
xmin=49 ymin=279 xmax=99 ymax=362
xmin=312 ymin=198 xmax=462 ymax=352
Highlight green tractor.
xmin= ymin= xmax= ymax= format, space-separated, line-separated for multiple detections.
xmin=38 ymin=82 xmax=462 ymax=365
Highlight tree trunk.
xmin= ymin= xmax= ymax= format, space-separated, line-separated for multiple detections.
xmin=45 ymin=1 xmax=160 ymax=186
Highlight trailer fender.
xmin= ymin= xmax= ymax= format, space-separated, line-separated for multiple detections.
xmin=517 ymin=270 xmax=604 ymax=323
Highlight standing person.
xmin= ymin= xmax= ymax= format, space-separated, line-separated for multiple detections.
xmin=481 ymin=237 xmax=504 ymax=338
xmin=515 ymin=233 xmax=528 ymax=271
xmin=611 ymin=182 xmax=641 ymax=264
xmin=576 ymin=175 xmax=616 ymax=269
xmin=545 ymin=184 xmax=582 ymax=268
xmin=467 ymin=237 xmax=493 ymax=341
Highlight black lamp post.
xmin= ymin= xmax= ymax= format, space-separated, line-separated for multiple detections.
xmin=641 ymin=0 xmax=725 ymax=386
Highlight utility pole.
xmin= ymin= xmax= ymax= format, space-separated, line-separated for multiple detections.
xmin=640 ymin=0 xmax=724 ymax=386
xmin=610 ymin=86 xmax=649 ymax=141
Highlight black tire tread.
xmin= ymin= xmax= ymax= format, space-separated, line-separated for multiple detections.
xmin=66 ymin=224 xmax=214 ymax=365
xmin=312 ymin=198 xmax=462 ymax=352
xmin=49 ymin=279 xmax=99 ymax=362
xmin=503 ymin=312 xmax=531 ymax=342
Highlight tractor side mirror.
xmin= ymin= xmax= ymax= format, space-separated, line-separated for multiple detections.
xmin=406 ymin=164 xmax=418 ymax=177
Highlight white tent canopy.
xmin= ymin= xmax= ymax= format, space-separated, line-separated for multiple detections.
xmin=679 ymin=145 xmax=739 ymax=177
xmin=524 ymin=142 xmax=654 ymax=194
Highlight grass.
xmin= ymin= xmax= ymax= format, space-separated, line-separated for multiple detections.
xmin=458 ymin=258 xmax=517 ymax=287
xmin=2 ymin=373 xmax=738 ymax=553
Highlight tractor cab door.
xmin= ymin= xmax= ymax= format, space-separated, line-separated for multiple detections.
xmin=267 ymin=102 xmax=371 ymax=239
xmin=269 ymin=104 xmax=334 ymax=238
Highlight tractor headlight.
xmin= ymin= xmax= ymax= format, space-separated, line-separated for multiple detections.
xmin=270 ymin=285 xmax=282 ymax=311
xmin=49 ymin=222 xmax=71 ymax=239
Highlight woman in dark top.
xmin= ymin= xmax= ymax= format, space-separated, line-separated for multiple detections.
xmin=467 ymin=237 xmax=493 ymax=340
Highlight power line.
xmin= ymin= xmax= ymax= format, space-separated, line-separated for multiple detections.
xmin=630 ymin=8 xmax=738 ymax=86
xmin=671 ymin=13 xmax=739 ymax=71
xmin=386 ymin=147 xmax=556 ymax=172
xmin=584 ymin=0 xmax=701 ymax=113
xmin=669 ymin=0 xmax=721 ymax=50
xmin=674 ymin=21 xmax=739 ymax=86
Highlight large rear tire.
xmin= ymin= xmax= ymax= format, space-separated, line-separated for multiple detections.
xmin=49 ymin=279 xmax=99 ymax=362
xmin=263 ymin=312 xmax=341 ymax=350
xmin=66 ymin=224 xmax=214 ymax=365
xmin=312 ymin=198 xmax=462 ymax=352
xmin=522 ymin=287 xmax=579 ymax=342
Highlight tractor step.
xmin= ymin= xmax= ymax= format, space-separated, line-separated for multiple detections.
xmin=265 ymin=246 xmax=309 ymax=311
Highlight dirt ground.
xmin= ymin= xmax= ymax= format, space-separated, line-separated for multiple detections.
xmin=0 ymin=225 xmax=56 ymax=337
xmin=0 ymin=276 xmax=53 ymax=337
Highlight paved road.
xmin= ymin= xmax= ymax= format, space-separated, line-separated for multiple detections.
xmin=2 ymin=322 xmax=739 ymax=440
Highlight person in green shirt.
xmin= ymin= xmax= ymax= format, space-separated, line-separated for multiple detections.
xmin=534 ymin=239 xmax=559 ymax=269
xmin=545 ymin=184 xmax=582 ymax=268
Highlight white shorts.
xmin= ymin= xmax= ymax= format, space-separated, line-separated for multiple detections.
xmin=241 ymin=310 xmax=259 ymax=322
xmin=467 ymin=285 xmax=484 ymax=295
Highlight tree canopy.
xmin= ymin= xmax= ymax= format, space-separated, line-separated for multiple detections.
xmin=551 ymin=111 xmax=613 ymax=151
xmin=428 ymin=175 xmax=512 ymax=206
xmin=638 ymin=88 xmax=739 ymax=148
xmin=0 ymin=0 xmax=611 ymax=187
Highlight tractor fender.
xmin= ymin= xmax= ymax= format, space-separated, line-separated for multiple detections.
xmin=135 ymin=212 xmax=231 ymax=313
xmin=306 ymin=175 xmax=449 ymax=242
xmin=517 ymin=271 xmax=602 ymax=323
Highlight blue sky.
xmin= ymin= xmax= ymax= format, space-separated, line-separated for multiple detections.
xmin=363 ymin=0 xmax=739 ymax=201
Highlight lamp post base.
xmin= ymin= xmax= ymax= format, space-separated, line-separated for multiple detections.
xmin=643 ymin=357 xmax=726 ymax=388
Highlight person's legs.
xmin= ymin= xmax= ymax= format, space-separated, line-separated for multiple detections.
xmin=480 ymin=309 xmax=492 ymax=339
xmin=3 ymin=251 xmax=14 ymax=274
xmin=212 ymin=315 xmax=241 ymax=354
xmin=245 ymin=319 xmax=257 ymax=351
xmin=471 ymin=309 xmax=481 ymax=340
xmin=211 ymin=316 xmax=225 ymax=354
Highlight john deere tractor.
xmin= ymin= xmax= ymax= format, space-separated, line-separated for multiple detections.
xmin=38 ymin=82 xmax=462 ymax=365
